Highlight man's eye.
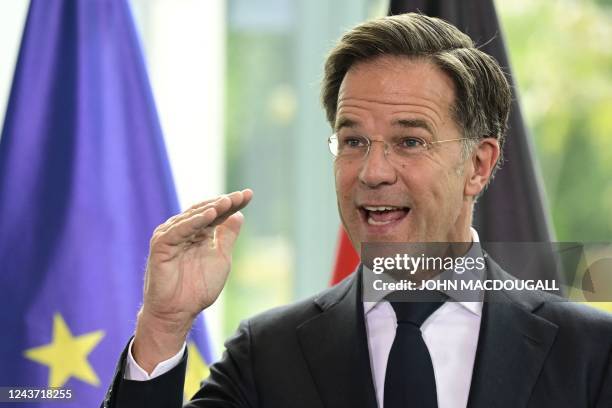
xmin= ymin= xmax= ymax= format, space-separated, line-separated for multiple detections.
xmin=342 ymin=137 xmax=367 ymax=148
xmin=399 ymin=137 xmax=425 ymax=148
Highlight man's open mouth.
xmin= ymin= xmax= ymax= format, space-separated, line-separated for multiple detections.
xmin=360 ymin=206 xmax=411 ymax=226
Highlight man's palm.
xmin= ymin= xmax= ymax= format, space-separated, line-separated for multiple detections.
xmin=133 ymin=189 xmax=253 ymax=374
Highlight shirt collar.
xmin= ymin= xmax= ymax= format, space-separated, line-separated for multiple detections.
xmin=363 ymin=227 xmax=483 ymax=317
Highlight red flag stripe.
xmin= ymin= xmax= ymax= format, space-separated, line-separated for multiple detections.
xmin=330 ymin=227 xmax=360 ymax=285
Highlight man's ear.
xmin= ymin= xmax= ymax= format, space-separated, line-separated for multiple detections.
xmin=464 ymin=137 xmax=500 ymax=198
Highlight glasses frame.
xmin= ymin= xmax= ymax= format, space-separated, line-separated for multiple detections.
xmin=327 ymin=133 xmax=472 ymax=159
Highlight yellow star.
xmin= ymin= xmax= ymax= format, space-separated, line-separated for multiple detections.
xmin=24 ymin=313 xmax=105 ymax=388
xmin=184 ymin=341 xmax=210 ymax=400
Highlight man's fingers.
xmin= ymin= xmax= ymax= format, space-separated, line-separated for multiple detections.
xmin=208 ymin=189 xmax=253 ymax=228
xmin=158 ymin=189 xmax=252 ymax=233
xmin=185 ymin=189 xmax=252 ymax=232
xmin=190 ymin=190 xmax=244 ymax=216
xmin=152 ymin=189 xmax=253 ymax=248
xmin=156 ymin=207 xmax=218 ymax=247
xmin=186 ymin=191 xmax=252 ymax=242
xmin=156 ymin=198 xmax=220 ymax=234
xmin=215 ymin=212 xmax=245 ymax=255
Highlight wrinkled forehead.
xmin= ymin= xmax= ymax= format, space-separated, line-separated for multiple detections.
xmin=336 ymin=55 xmax=458 ymax=131
xmin=339 ymin=55 xmax=456 ymax=107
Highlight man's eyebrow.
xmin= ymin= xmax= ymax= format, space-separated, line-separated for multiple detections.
xmin=392 ymin=118 xmax=434 ymax=134
xmin=334 ymin=117 xmax=359 ymax=132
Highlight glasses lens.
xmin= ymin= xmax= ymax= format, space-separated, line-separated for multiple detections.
xmin=391 ymin=137 xmax=428 ymax=158
xmin=328 ymin=135 xmax=339 ymax=156
xmin=335 ymin=134 xmax=370 ymax=159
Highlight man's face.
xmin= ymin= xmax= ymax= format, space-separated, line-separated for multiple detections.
xmin=334 ymin=56 xmax=473 ymax=251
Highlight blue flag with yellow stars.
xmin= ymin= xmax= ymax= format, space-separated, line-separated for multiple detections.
xmin=0 ymin=0 xmax=213 ymax=406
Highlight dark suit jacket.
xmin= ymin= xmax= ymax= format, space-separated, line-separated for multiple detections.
xmin=102 ymin=255 xmax=612 ymax=407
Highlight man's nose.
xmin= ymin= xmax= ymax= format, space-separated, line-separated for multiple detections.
xmin=358 ymin=141 xmax=397 ymax=188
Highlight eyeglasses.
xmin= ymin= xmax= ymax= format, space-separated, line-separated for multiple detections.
xmin=327 ymin=133 xmax=470 ymax=162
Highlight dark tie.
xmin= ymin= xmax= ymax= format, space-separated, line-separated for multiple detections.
xmin=384 ymin=291 xmax=447 ymax=408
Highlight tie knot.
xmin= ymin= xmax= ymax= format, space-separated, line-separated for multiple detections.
xmin=387 ymin=291 xmax=447 ymax=326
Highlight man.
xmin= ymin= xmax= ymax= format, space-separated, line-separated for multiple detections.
xmin=102 ymin=13 xmax=612 ymax=408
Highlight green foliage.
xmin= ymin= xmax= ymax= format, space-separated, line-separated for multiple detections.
xmin=497 ymin=0 xmax=612 ymax=240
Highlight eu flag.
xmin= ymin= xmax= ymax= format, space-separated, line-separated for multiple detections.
xmin=0 ymin=0 xmax=213 ymax=406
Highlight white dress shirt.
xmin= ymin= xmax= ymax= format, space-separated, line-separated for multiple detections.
xmin=125 ymin=338 xmax=186 ymax=380
xmin=126 ymin=229 xmax=484 ymax=408
xmin=363 ymin=227 xmax=483 ymax=408
xmin=364 ymin=287 xmax=482 ymax=408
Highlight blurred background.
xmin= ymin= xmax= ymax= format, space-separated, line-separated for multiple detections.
xmin=1 ymin=0 xmax=611 ymax=358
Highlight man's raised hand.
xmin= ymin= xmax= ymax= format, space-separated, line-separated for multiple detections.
xmin=133 ymin=189 xmax=253 ymax=373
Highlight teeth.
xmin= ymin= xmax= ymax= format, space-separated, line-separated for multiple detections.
xmin=363 ymin=206 xmax=400 ymax=211
xmin=367 ymin=218 xmax=393 ymax=226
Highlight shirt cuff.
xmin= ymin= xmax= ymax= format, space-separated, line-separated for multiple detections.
xmin=124 ymin=338 xmax=186 ymax=381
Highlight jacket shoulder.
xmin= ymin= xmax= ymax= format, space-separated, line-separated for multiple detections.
xmin=536 ymin=298 xmax=612 ymax=336
xmin=487 ymin=254 xmax=612 ymax=335
xmin=244 ymin=272 xmax=355 ymax=336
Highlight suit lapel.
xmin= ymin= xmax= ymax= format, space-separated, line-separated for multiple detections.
xmin=296 ymin=267 xmax=378 ymax=408
xmin=468 ymin=255 xmax=559 ymax=408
